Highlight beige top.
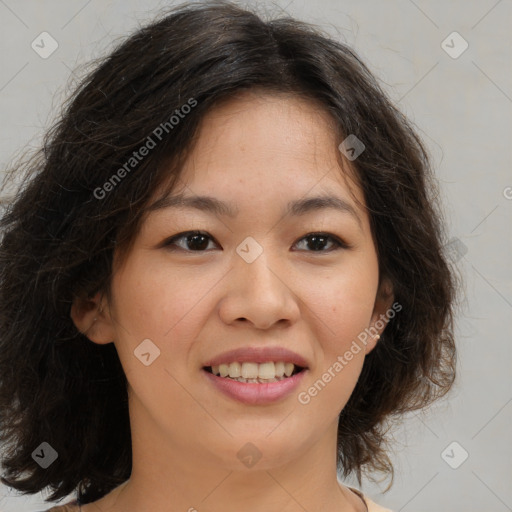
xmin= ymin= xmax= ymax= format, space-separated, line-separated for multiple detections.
xmin=349 ymin=486 xmax=394 ymax=512
xmin=43 ymin=488 xmax=394 ymax=512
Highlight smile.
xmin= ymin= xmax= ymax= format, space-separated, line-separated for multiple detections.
xmin=202 ymin=363 xmax=308 ymax=405
xmin=204 ymin=361 xmax=305 ymax=382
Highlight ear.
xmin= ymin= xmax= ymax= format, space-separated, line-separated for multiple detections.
xmin=364 ymin=276 xmax=395 ymax=355
xmin=70 ymin=290 xmax=115 ymax=345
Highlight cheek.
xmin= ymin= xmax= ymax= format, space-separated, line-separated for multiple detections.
xmin=296 ymin=276 xmax=374 ymax=417
xmin=108 ymin=255 xmax=214 ymax=421
xmin=109 ymin=253 xmax=218 ymax=366
xmin=300 ymin=260 xmax=378 ymax=348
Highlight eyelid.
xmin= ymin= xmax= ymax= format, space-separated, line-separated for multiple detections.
xmin=160 ymin=230 xmax=219 ymax=251
xmin=162 ymin=230 xmax=352 ymax=252
xmin=293 ymin=232 xmax=352 ymax=251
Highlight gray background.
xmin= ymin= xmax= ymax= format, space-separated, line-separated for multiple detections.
xmin=0 ymin=1 xmax=511 ymax=511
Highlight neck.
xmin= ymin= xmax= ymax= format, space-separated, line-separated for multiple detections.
xmin=82 ymin=394 xmax=365 ymax=512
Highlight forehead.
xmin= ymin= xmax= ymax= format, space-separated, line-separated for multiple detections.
xmin=165 ymin=91 xmax=365 ymax=208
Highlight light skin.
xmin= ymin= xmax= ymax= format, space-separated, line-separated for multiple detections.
xmin=71 ymin=90 xmax=394 ymax=512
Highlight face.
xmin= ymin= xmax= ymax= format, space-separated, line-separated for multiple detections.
xmin=73 ymin=91 xmax=393 ymax=474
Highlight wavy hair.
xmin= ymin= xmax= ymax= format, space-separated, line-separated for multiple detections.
xmin=0 ymin=0 xmax=458 ymax=505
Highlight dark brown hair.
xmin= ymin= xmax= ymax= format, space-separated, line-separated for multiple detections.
xmin=0 ymin=0 xmax=458 ymax=505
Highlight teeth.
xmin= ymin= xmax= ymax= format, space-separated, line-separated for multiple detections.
xmin=209 ymin=361 xmax=302 ymax=380
xmin=274 ymin=361 xmax=285 ymax=378
xmin=257 ymin=362 xmax=275 ymax=380
xmin=241 ymin=362 xmax=259 ymax=379
xmin=228 ymin=361 xmax=241 ymax=377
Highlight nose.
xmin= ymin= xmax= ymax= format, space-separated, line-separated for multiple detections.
xmin=218 ymin=248 xmax=300 ymax=330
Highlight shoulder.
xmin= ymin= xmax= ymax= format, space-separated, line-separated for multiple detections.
xmin=38 ymin=499 xmax=80 ymax=512
xmin=39 ymin=493 xmax=396 ymax=512
xmin=365 ymin=495 xmax=394 ymax=512
xmin=347 ymin=486 xmax=394 ymax=512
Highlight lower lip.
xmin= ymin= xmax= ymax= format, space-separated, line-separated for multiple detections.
xmin=202 ymin=368 xmax=308 ymax=405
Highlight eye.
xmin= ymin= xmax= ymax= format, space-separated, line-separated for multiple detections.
xmin=293 ymin=232 xmax=350 ymax=253
xmin=163 ymin=230 xmax=219 ymax=252
xmin=163 ymin=230 xmax=349 ymax=253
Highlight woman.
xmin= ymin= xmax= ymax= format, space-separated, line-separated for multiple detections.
xmin=0 ymin=2 xmax=457 ymax=511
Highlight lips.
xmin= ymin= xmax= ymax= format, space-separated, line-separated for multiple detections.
xmin=202 ymin=346 xmax=310 ymax=369
xmin=202 ymin=364 xmax=308 ymax=405
xmin=201 ymin=346 xmax=310 ymax=405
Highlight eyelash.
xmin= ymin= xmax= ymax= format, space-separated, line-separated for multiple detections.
xmin=163 ymin=230 xmax=351 ymax=254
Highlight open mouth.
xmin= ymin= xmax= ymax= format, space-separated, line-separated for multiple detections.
xmin=203 ymin=362 xmax=306 ymax=383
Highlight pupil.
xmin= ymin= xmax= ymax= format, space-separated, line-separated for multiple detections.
xmin=188 ymin=234 xmax=208 ymax=250
xmin=308 ymin=235 xmax=326 ymax=251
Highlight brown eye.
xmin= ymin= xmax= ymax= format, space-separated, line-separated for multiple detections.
xmin=163 ymin=230 xmax=350 ymax=254
xmin=293 ymin=232 xmax=349 ymax=253
xmin=164 ymin=231 xmax=218 ymax=252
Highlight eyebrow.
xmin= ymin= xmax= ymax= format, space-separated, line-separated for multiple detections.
xmin=147 ymin=193 xmax=362 ymax=228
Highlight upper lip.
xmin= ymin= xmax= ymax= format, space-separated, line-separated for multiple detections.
xmin=203 ymin=346 xmax=310 ymax=369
